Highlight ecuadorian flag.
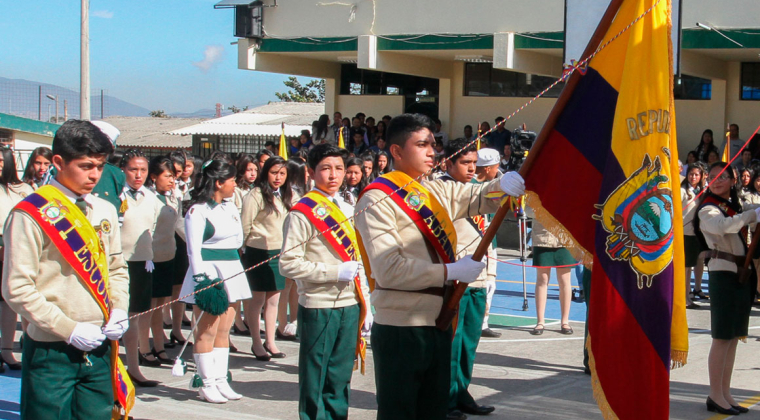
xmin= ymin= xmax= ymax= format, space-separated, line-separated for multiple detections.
xmin=523 ymin=0 xmax=687 ymax=418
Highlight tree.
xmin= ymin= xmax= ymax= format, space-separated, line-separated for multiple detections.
xmin=227 ymin=105 xmax=249 ymax=113
xmin=149 ymin=110 xmax=167 ymax=118
xmin=275 ymin=77 xmax=325 ymax=103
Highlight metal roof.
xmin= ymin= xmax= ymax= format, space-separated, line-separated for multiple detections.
xmin=102 ymin=116 xmax=206 ymax=148
xmin=170 ymin=102 xmax=324 ymax=137
xmin=0 ymin=113 xmax=60 ymax=137
xmin=214 ymin=0 xmax=258 ymax=9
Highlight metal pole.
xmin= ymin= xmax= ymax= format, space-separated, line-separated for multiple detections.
xmin=64 ymin=100 xmax=68 ymax=122
xmin=55 ymin=97 xmax=59 ymax=124
xmin=38 ymin=86 xmax=42 ymax=120
xmin=100 ymin=89 xmax=104 ymax=119
xmin=519 ymin=208 xmax=529 ymax=311
xmin=80 ymin=0 xmax=91 ymax=120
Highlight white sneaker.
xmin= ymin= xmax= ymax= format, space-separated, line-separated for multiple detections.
xmin=213 ymin=347 xmax=242 ymax=400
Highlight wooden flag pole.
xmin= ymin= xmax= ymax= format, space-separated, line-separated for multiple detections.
xmin=435 ymin=0 xmax=627 ymax=331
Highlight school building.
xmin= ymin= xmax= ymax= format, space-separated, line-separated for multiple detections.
xmin=215 ymin=0 xmax=760 ymax=157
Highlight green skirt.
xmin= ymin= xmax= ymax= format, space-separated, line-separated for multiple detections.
xmin=683 ymin=235 xmax=702 ymax=268
xmin=708 ymin=271 xmax=753 ymax=340
xmin=151 ymin=260 xmax=175 ymax=298
xmin=243 ymin=247 xmax=285 ymax=292
xmin=127 ymin=261 xmax=153 ymax=313
xmin=532 ymin=246 xmax=576 ymax=267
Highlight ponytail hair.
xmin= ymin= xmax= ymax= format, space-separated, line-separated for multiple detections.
xmin=185 ymin=158 xmax=236 ymax=215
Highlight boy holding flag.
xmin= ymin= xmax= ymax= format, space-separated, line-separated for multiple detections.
xmin=279 ymin=143 xmax=371 ymax=420
xmin=354 ymin=114 xmax=524 ymax=419
xmin=2 ymin=120 xmax=133 ymax=420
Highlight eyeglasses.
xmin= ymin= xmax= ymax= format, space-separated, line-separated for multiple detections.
xmin=708 ymin=173 xmax=731 ymax=183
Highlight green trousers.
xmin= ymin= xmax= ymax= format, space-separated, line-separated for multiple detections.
xmin=371 ymin=323 xmax=452 ymax=420
xmin=21 ymin=337 xmax=114 ymax=420
xmin=298 ymin=304 xmax=359 ymax=420
xmin=582 ymin=268 xmax=592 ymax=370
xmin=449 ymin=288 xmax=487 ymax=409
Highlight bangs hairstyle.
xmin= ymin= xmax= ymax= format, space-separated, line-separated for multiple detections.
xmin=444 ymin=138 xmax=477 ymax=163
xmin=22 ymin=146 xmax=53 ymax=184
xmin=235 ymin=154 xmax=259 ymax=188
xmin=255 ymin=156 xmax=293 ymax=214
xmin=52 ymin=120 xmax=114 ymax=161
xmin=147 ymin=156 xmax=175 ymax=189
xmin=119 ymin=148 xmax=147 ymax=169
xmin=169 ymin=149 xmax=187 ymax=171
xmin=0 ymin=147 xmax=22 ymax=186
xmin=186 ymin=158 xmax=236 ymax=213
xmin=307 ymin=143 xmax=347 ymax=170
xmin=386 ymin=113 xmax=436 ymax=148
xmin=342 ymin=156 xmax=369 ymax=193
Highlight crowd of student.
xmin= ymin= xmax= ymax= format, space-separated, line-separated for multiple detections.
xmin=1 ymin=113 xmax=755 ymax=419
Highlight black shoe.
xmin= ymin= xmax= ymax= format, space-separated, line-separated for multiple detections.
xmin=706 ymin=397 xmax=740 ymax=415
xmin=530 ymin=324 xmax=544 ymax=336
xmin=182 ymin=319 xmax=192 ymax=327
xmin=232 ymin=324 xmax=250 ymax=336
xmin=275 ymin=329 xmax=298 ymax=341
xmin=162 ymin=321 xmax=171 ymax=329
xmin=447 ymin=410 xmax=468 ymax=420
xmin=229 ymin=342 xmax=238 ymax=353
xmin=138 ymin=352 xmax=162 ymax=367
xmin=127 ymin=372 xmax=159 ymax=387
xmin=0 ymin=350 xmax=22 ymax=370
xmin=560 ymin=324 xmax=574 ymax=335
xmin=480 ymin=328 xmax=501 ymax=338
xmin=732 ymin=405 xmax=749 ymax=414
xmin=169 ymin=331 xmax=188 ymax=346
xmin=251 ymin=345 xmax=271 ymax=361
xmin=686 ymin=303 xmax=700 ymax=309
xmin=263 ymin=342 xmax=286 ymax=359
xmin=584 ymin=367 xmax=591 ymax=375
xmin=459 ymin=401 xmax=495 ymax=415
xmin=694 ymin=290 xmax=709 ymax=300
xmin=151 ymin=348 xmax=173 ymax=364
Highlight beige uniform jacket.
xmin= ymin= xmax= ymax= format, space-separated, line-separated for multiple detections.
xmin=698 ymin=203 xmax=757 ymax=273
xmin=0 ymin=183 xmax=34 ymax=240
xmin=152 ymin=193 xmax=183 ymax=263
xmin=279 ymin=190 xmax=370 ymax=309
xmin=241 ymin=188 xmax=297 ymax=250
xmin=120 ymin=186 xmax=164 ymax=262
xmin=1 ymin=181 xmax=129 ymax=342
xmin=681 ymin=187 xmax=701 ymax=236
xmin=355 ymin=176 xmax=502 ymax=327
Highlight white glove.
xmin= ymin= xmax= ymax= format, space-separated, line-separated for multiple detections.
xmin=337 ymin=261 xmax=361 ymax=282
xmin=363 ymin=310 xmax=374 ymax=331
xmin=102 ymin=309 xmax=129 ymax=340
xmin=145 ymin=260 xmax=155 ymax=273
xmin=499 ymin=171 xmax=525 ymax=197
xmin=754 ymin=207 xmax=760 ymax=220
xmin=446 ymin=255 xmax=486 ymax=284
xmin=68 ymin=322 xmax=107 ymax=351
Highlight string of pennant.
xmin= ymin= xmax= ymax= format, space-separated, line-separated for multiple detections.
xmin=119 ymin=1 xmax=662 ymax=324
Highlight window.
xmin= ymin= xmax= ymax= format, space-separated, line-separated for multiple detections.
xmin=463 ymin=63 xmax=565 ymax=98
xmin=741 ymin=62 xmax=760 ymax=100
xmin=674 ymin=74 xmax=711 ymax=100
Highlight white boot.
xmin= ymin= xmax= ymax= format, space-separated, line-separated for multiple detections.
xmin=213 ymin=347 xmax=242 ymax=400
xmin=193 ymin=352 xmax=228 ymax=404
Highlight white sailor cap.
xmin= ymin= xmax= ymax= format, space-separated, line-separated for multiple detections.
xmin=91 ymin=121 xmax=120 ymax=145
xmin=476 ymin=148 xmax=501 ymax=167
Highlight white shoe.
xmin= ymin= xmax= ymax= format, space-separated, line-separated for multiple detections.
xmin=194 ymin=352 xmax=228 ymax=404
xmin=213 ymin=347 xmax=242 ymax=400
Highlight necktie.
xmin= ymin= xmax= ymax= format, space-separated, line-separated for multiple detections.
xmin=332 ymin=198 xmax=339 ymax=206
xmin=274 ymin=190 xmax=280 ymax=198
xmin=75 ymin=198 xmax=87 ymax=214
xmin=130 ymin=188 xmax=140 ymax=198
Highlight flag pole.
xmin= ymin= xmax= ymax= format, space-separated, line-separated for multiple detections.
xmin=435 ymin=0 xmax=627 ymax=331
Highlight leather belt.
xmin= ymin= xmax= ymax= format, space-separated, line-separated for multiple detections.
xmin=374 ymin=285 xmax=445 ymax=297
xmin=708 ymin=250 xmax=744 ymax=266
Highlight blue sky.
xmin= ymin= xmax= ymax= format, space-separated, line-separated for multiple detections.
xmin=0 ymin=0 xmax=302 ymax=114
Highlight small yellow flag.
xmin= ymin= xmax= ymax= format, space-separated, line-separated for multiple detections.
xmin=722 ymin=127 xmax=730 ymax=163
xmin=338 ymin=127 xmax=345 ymax=149
xmin=279 ymin=123 xmax=288 ymax=159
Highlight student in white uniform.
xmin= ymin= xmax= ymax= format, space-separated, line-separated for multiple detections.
xmin=119 ymin=149 xmax=165 ymax=387
xmin=179 ymin=158 xmax=252 ymax=403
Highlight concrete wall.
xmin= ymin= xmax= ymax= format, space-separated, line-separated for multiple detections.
xmin=725 ymin=62 xmax=760 ymax=142
xmin=335 ymin=95 xmax=405 ymax=123
xmin=681 ymin=0 xmax=760 ymax=29
xmin=673 ymin=79 xmax=727 ymax=158
xmin=260 ymin=0 xmax=563 ymax=38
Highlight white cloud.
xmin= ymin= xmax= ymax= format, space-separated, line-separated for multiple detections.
xmin=192 ymin=45 xmax=225 ymax=73
xmin=92 ymin=10 xmax=114 ymax=18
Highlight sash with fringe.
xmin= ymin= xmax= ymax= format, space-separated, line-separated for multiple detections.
xmin=14 ymin=185 xmax=135 ymax=420
xmin=291 ymin=191 xmax=368 ymax=374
